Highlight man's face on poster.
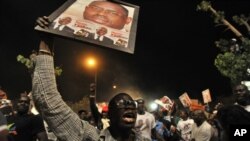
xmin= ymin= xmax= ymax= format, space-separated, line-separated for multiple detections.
xmin=58 ymin=17 xmax=72 ymax=25
xmin=96 ymin=27 xmax=107 ymax=36
xmin=83 ymin=1 xmax=130 ymax=30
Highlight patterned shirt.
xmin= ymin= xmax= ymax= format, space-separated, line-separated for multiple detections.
xmin=32 ymin=55 xmax=145 ymax=141
xmin=0 ymin=111 xmax=7 ymax=132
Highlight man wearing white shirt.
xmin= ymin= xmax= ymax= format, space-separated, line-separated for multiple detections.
xmin=135 ymin=99 xmax=156 ymax=141
xmin=177 ymin=109 xmax=194 ymax=141
xmin=191 ymin=110 xmax=213 ymax=141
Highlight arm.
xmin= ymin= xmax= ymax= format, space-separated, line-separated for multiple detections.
xmin=32 ymin=16 xmax=99 ymax=141
xmin=89 ymin=83 xmax=102 ymax=129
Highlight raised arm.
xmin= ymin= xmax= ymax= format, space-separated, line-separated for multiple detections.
xmin=32 ymin=16 xmax=99 ymax=141
xmin=89 ymin=83 xmax=103 ymax=130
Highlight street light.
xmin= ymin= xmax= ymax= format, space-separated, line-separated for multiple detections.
xmin=86 ymin=57 xmax=97 ymax=96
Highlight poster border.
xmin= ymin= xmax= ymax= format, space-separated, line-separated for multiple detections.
xmin=35 ymin=0 xmax=140 ymax=54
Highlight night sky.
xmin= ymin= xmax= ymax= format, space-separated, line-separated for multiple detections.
xmin=0 ymin=0 xmax=249 ymax=103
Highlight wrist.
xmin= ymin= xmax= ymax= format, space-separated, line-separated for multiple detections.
xmin=39 ymin=49 xmax=52 ymax=56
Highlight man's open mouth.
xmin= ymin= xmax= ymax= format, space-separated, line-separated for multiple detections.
xmin=93 ymin=16 xmax=108 ymax=24
xmin=122 ymin=112 xmax=136 ymax=123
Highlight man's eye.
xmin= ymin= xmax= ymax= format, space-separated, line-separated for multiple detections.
xmin=90 ymin=5 xmax=102 ymax=11
xmin=106 ymin=10 xmax=119 ymax=16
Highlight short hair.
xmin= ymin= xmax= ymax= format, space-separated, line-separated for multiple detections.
xmin=233 ymin=84 xmax=249 ymax=93
xmin=179 ymin=109 xmax=189 ymax=117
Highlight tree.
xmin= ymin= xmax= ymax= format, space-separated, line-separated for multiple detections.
xmin=197 ymin=1 xmax=250 ymax=85
xmin=17 ymin=51 xmax=63 ymax=76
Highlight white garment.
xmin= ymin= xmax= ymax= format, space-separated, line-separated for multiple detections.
xmin=53 ymin=24 xmax=65 ymax=31
xmin=191 ymin=121 xmax=212 ymax=141
xmin=244 ymin=105 xmax=250 ymax=112
xmin=101 ymin=118 xmax=110 ymax=129
xmin=135 ymin=111 xmax=156 ymax=140
xmin=177 ymin=118 xmax=194 ymax=141
xmin=94 ymin=34 xmax=104 ymax=41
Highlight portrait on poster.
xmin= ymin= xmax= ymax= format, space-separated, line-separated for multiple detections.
xmin=202 ymin=89 xmax=212 ymax=104
xmin=179 ymin=92 xmax=192 ymax=107
xmin=35 ymin=0 xmax=139 ymax=54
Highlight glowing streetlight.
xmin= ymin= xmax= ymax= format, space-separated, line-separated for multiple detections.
xmin=87 ymin=58 xmax=96 ymax=68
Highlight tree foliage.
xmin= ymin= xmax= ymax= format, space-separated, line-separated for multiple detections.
xmin=17 ymin=52 xmax=63 ymax=76
xmin=197 ymin=1 xmax=250 ymax=85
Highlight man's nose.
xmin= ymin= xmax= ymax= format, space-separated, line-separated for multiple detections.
xmin=98 ymin=9 xmax=108 ymax=15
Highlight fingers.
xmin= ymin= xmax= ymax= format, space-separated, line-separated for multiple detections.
xmin=36 ymin=16 xmax=50 ymax=28
xmin=90 ymin=83 xmax=96 ymax=92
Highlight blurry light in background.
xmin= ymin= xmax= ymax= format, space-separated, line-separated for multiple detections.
xmin=86 ymin=57 xmax=96 ymax=68
xmin=149 ymin=102 xmax=158 ymax=111
xmin=113 ymin=85 xmax=117 ymax=89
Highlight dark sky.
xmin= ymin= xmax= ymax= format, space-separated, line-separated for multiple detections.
xmin=0 ymin=0 xmax=249 ymax=103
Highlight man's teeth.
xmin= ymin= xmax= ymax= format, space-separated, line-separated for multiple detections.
xmin=123 ymin=117 xmax=135 ymax=122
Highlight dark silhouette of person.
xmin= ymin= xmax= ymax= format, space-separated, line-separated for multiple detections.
xmin=32 ymin=16 xmax=147 ymax=141
xmin=217 ymin=105 xmax=250 ymax=141
xmin=232 ymin=83 xmax=250 ymax=111
xmin=7 ymin=94 xmax=48 ymax=141
xmin=83 ymin=0 xmax=132 ymax=30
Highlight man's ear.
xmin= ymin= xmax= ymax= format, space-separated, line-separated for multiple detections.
xmin=126 ymin=17 xmax=132 ymax=24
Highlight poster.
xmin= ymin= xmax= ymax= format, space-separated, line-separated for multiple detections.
xmin=179 ymin=92 xmax=192 ymax=107
xmin=35 ymin=0 xmax=139 ymax=54
xmin=202 ymin=89 xmax=212 ymax=104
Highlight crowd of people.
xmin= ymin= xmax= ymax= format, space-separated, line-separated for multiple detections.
xmin=1 ymin=79 xmax=250 ymax=141
xmin=1 ymin=12 xmax=250 ymax=141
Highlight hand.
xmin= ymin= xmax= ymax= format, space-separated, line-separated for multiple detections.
xmin=36 ymin=16 xmax=50 ymax=29
xmin=89 ymin=83 xmax=96 ymax=99
xmin=36 ymin=16 xmax=53 ymax=54
xmin=90 ymin=83 xmax=96 ymax=93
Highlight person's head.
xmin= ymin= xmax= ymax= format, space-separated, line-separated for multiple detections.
xmin=78 ymin=109 xmax=88 ymax=120
xmin=102 ymin=111 xmax=108 ymax=119
xmin=108 ymin=93 xmax=137 ymax=130
xmin=0 ymin=89 xmax=7 ymax=100
xmin=83 ymin=1 xmax=132 ymax=30
xmin=233 ymin=84 xmax=250 ymax=106
xmin=96 ymin=27 xmax=108 ymax=36
xmin=58 ymin=17 xmax=72 ymax=25
xmin=191 ymin=109 xmax=206 ymax=126
xmin=16 ymin=95 xmax=30 ymax=115
xmin=101 ymin=104 xmax=108 ymax=119
xmin=179 ymin=109 xmax=189 ymax=120
xmin=136 ymin=98 xmax=145 ymax=114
